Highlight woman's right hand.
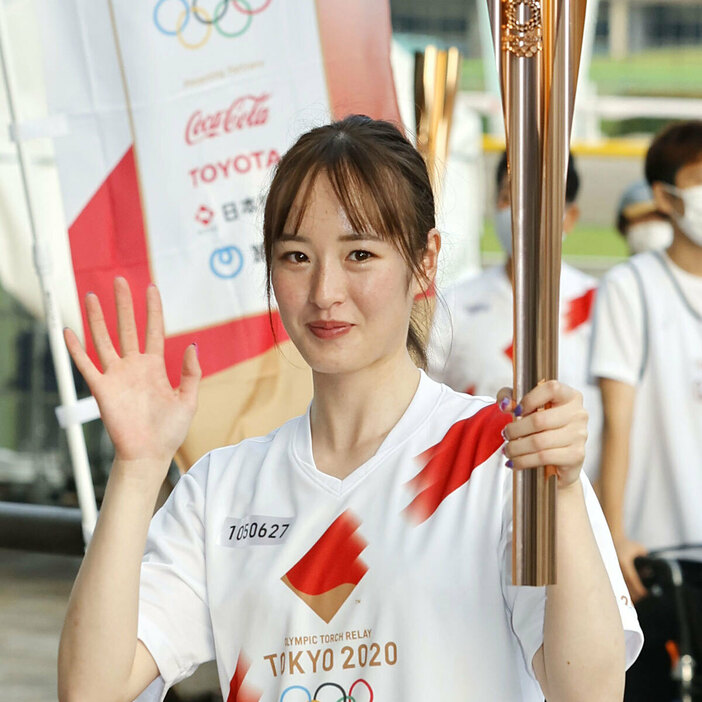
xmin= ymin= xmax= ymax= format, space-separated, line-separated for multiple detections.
xmin=64 ymin=277 xmax=200 ymax=478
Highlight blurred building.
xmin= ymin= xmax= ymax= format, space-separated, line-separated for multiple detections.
xmin=596 ymin=0 xmax=702 ymax=58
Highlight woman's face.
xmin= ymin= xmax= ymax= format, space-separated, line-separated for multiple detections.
xmin=271 ymin=175 xmax=427 ymax=376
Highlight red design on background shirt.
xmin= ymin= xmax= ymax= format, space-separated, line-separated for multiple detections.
xmin=565 ymin=287 xmax=596 ymax=332
xmin=405 ymin=403 xmax=510 ymax=523
xmin=465 ymin=384 xmax=476 ymax=396
xmin=282 ymin=510 xmax=368 ymax=622
xmin=227 ymin=653 xmax=261 ymax=702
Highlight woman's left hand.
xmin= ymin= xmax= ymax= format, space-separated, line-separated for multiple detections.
xmin=497 ymin=380 xmax=588 ymax=490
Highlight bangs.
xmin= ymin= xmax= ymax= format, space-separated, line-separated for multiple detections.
xmin=266 ymin=132 xmax=411 ymax=247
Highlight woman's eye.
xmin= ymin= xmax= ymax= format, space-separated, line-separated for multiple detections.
xmin=283 ymin=251 xmax=308 ymax=263
xmin=349 ymin=250 xmax=373 ymax=262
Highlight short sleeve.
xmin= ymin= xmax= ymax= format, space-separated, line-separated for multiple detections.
xmin=589 ymin=265 xmax=645 ymax=387
xmin=500 ymin=473 xmax=644 ymax=683
xmin=136 ymin=455 xmax=215 ymax=698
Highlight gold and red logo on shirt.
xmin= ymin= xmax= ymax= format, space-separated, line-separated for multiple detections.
xmin=282 ymin=510 xmax=368 ymax=623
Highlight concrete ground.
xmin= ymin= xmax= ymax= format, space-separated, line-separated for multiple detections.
xmin=0 ymin=549 xmax=79 ymax=701
xmin=0 ymin=549 xmax=222 ymax=702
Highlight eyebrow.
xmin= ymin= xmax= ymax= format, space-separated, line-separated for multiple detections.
xmin=276 ymin=232 xmax=383 ymax=243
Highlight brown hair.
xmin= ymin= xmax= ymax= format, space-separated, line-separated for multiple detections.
xmin=263 ymin=115 xmax=436 ymax=367
xmin=645 ymin=120 xmax=702 ymax=186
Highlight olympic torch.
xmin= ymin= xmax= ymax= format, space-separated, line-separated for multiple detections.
xmin=414 ymin=45 xmax=461 ymax=203
xmin=487 ymin=0 xmax=588 ymax=585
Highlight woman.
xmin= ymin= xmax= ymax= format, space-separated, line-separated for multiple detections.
xmin=58 ymin=116 xmax=641 ymax=702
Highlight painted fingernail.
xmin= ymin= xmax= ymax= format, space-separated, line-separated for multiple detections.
xmin=499 ymin=396 xmax=510 ymax=411
xmin=501 ymin=427 xmax=508 ymax=441
xmin=506 ymin=459 xmax=514 ymax=468
xmin=514 ymin=404 xmax=523 ymax=417
xmin=501 ymin=445 xmax=507 ymax=455
xmin=192 ymin=342 xmax=199 ymax=358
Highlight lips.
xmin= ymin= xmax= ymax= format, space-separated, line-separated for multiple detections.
xmin=307 ymin=320 xmax=353 ymax=339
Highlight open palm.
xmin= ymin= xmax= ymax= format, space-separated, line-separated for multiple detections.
xmin=64 ymin=277 xmax=200 ymax=469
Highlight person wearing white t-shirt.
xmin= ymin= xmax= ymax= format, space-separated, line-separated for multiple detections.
xmin=57 ymin=116 xmax=641 ymax=702
xmin=430 ymin=152 xmax=603 ymax=481
xmin=590 ymin=120 xmax=702 ymax=701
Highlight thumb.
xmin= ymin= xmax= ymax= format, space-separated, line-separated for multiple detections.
xmin=496 ymin=386 xmax=515 ymax=413
xmin=178 ymin=343 xmax=202 ymax=405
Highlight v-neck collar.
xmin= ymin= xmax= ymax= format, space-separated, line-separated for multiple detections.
xmin=290 ymin=370 xmax=443 ymax=496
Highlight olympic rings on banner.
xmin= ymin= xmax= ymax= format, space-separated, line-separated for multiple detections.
xmin=176 ymin=5 xmax=212 ymax=50
xmin=153 ymin=0 xmax=190 ymax=36
xmin=192 ymin=0 xmax=228 ymax=25
xmin=152 ymin=0 xmax=271 ymax=48
xmin=213 ymin=0 xmax=252 ymax=38
xmin=279 ymin=685 xmax=311 ymax=701
xmin=231 ymin=0 xmax=272 ymax=15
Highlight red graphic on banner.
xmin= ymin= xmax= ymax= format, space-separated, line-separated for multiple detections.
xmin=185 ymin=94 xmax=270 ymax=145
xmin=504 ymin=341 xmax=514 ymax=361
xmin=565 ymin=287 xmax=596 ymax=332
xmin=226 ymin=653 xmax=262 ymax=702
xmin=68 ymin=147 xmax=289 ymax=384
xmin=405 ymin=403 xmax=510 ymax=523
xmin=282 ymin=510 xmax=368 ymax=623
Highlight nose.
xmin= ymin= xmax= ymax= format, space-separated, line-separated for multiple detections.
xmin=308 ymin=259 xmax=345 ymax=309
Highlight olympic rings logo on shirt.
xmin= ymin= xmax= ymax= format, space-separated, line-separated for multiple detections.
xmin=153 ymin=0 xmax=273 ymax=50
xmin=280 ymin=678 xmax=374 ymax=702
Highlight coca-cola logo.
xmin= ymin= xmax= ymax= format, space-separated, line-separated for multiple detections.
xmin=185 ymin=94 xmax=270 ymax=145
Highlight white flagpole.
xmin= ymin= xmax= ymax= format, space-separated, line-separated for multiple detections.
xmin=0 ymin=1 xmax=97 ymax=544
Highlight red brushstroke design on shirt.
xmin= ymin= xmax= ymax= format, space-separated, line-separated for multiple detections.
xmin=405 ymin=403 xmax=510 ymax=523
xmin=564 ymin=287 xmax=596 ymax=332
xmin=285 ymin=510 xmax=368 ymax=595
xmin=226 ymin=653 xmax=261 ymax=702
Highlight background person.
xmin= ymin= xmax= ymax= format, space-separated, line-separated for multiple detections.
xmin=58 ymin=117 xmax=640 ymax=702
xmin=615 ymin=180 xmax=673 ymax=255
xmin=590 ymin=120 xmax=702 ymax=701
xmin=429 ymin=152 xmax=603 ymax=481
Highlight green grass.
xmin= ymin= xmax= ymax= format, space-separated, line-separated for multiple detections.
xmin=461 ymin=47 xmax=702 ymax=99
xmin=481 ymin=220 xmax=630 ymax=259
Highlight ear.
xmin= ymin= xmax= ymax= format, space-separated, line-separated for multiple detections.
xmin=563 ymin=203 xmax=580 ymax=235
xmin=414 ymin=228 xmax=441 ymax=296
xmin=652 ymin=181 xmax=679 ymax=217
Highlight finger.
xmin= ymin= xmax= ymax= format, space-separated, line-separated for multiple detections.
xmin=624 ymin=564 xmax=648 ymax=603
xmin=504 ymin=403 xmax=588 ymax=441
xmin=504 ymin=424 xmax=586 ymax=459
xmin=496 ymin=387 xmax=515 ymax=413
xmin=85 ymin=292 xmax=120 ymax=370
xmin=144 ymin=284 xmax=165 ymax=356
xmin=114 ymin=276 xmax=140 ymax=356
xmin=518 ymin=380 xmax=580 ymax=416
xmin=64 ymin=327 xmax=101 ymax=388
xmin=178 ymin=343 xmax=201 ymax=407
xmin=506 ymin=445 xmax=585 ymax=471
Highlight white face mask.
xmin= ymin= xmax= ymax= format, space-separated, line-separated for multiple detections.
xmin=665 ymin=183 xmax=702 ymax=246
xmin=494 ymin=207 xmax=513 ymax=256
xmin=627 ymin=220 xmax=673 ymax=254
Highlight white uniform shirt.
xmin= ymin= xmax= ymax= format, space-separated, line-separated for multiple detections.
xmin=429 ymin=262 xmax=602 ymax=480
xmin=136 ymin=372 xmax=641 ymax=701
xmin=589 ymin=251 xmax=702 ymax=549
